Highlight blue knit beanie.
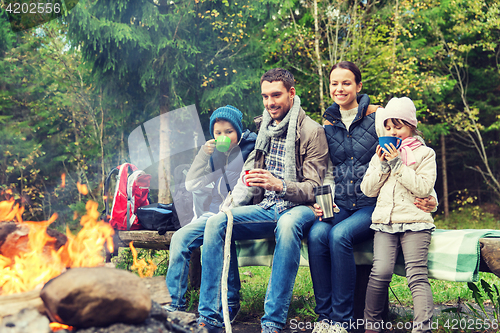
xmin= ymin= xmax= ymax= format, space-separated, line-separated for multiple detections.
xmin=209 ymin=105 xmax=243 ymax=141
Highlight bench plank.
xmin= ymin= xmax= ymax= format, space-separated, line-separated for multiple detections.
xmin=115 ymin=230 xmax=174 ymax=250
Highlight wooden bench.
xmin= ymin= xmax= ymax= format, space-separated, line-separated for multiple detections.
xmin=113 ymin=230 xmax=500 ymax=320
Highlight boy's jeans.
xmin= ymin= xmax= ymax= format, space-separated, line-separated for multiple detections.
xmin=198 ymin=204 xmax=316 ymax=329
xmin=166 ymin=212 xmax=241 ymax=310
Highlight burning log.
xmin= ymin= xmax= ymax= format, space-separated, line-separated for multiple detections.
xmin=0 ymin=200 xmax=114 ymax=296
xmin=0 ymin=222 xmax=67 ymax=259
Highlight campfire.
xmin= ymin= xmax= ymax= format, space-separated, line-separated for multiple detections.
xmin=0 ymin=188 xmax=198 ymax=333
xmin=0 ymin=188 xmax=115 ymax=296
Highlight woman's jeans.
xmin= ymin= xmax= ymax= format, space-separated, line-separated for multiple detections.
xmin=364 ymin=230 xmax=433 ymax=333
xmin=307 ymin=206 xmax=375 ymax=326
xmin=198 ymin=204 xmax=316 ymax=329
xmin=166 ymin=212 xmax=241 ymax=310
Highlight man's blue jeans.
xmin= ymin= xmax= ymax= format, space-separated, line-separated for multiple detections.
xmin=166 ymin=212 xmax=241 ymax=310
xmin=307 ymin=206 xmax=375 ymax=326
xmin=198 ymin=204 xmax=316 ymax=330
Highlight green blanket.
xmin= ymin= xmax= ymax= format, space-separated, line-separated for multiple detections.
xmin=234 ymin=229 xmax=500 ymax=282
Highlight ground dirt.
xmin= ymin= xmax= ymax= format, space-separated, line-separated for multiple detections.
xmin=196 ymin=302 xmax=499 ymax=333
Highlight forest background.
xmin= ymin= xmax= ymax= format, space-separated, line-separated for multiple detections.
xmin=0 ymin=0 xmax=499 ymax=227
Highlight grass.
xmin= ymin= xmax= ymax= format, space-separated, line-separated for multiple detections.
xmin=434 ymin=205 xmax=500 ymax=230
xmin=235 ymin=268 xmax=500 ymax=322
xmin=389 ymin=272 xmax=500 ymax=306
xmin=236 ymin=266 xmax=316 ymax=322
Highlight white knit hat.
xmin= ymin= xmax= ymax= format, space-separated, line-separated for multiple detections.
xmin=382 ymin=97 xmax=418 ymax=127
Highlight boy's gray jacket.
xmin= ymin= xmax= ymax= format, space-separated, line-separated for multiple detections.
xmin=228 ymin=107 xmax=329 ymax=209
xmin=185 ymin=129 xmax=256 ymax=213
xmin=360 ymin=145 xmax=437 ymax=224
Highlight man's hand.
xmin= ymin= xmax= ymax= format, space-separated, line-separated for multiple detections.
xmin=414 ymin=196 xmax=437 ymax=213
xmin=245 ymin=169 xmax=283 ymax=192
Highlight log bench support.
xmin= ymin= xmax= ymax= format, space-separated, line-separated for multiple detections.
xmin=108 ymin=231 xmax=203 ymax=289
xmin=113 ymin=230 xmax=500 ymax=321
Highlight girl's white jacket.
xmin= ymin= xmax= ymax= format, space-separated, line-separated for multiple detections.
xmin=360 ymin=144 xmax=437 ymax=224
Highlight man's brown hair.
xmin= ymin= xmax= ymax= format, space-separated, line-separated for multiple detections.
xmin=260 ymin=68 xmax=295 ymax=91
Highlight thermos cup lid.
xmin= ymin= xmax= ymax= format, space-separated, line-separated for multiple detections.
xmin=314 ymin=185 xmax=332 ymax=196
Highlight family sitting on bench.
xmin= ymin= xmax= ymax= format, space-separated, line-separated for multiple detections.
xmin=165 ymin=65 xmax=439 ymax=333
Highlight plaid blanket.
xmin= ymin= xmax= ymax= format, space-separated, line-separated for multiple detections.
xmin=234 ymin=229 xmax=500 ymax=282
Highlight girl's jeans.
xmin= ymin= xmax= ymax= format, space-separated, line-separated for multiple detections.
xmin=307 ymin=206 xmax=375 ymax=326
xmin=364 ymin=230 xmax=433 ymax=333
xmin=198 ymin=204 xmax=316 ymax=330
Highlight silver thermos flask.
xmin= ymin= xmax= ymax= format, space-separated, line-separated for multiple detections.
xmin=314 ymin=185 xmax=335 ymax=222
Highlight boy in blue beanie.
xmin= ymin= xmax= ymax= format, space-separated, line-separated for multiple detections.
xmin=209 ymin=105 xmax=244 ymax=143
xmin=166 ymin=105 xmax=257 ymax=321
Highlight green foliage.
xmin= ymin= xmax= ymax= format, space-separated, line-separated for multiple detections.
xmin=153 ymin=249 xmax=169 ymax=276
xmin=466 ymin=279 xmax=500 ymax=322
xmin=113 ymin=247 xmax=169 ymax=276
xmin=113 ymin=248 xmax=135 ymax=271
xmin=2 ymin=0 xmax=500 ymax=219
xmin=434 ymin=203 xmax=500 ymax=230
xmin=1 ymin=0 xmax=272 ymax=220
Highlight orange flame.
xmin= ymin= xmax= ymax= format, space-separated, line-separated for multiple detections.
xmin=65 ymin=201 xmax=114 ymax=267
xmin=0 ymin=200 xmax=115 ymax=295
xmin=61 ymin=173 xmax=66 ymax=188
xmin=129 ymin=242 xmax=157 ymax=278
xmin=50 ymin=322 xmax=73 ymax=332
xmin=76 ymin=182 xmax=88 ymax=195
xmin=0 ymin=199 xmax=18 ymax=222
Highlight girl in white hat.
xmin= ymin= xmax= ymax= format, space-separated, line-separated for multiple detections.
xmin=360 ymin=97 xmax=437 ymax=333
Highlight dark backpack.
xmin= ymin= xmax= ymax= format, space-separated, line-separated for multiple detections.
xmin=171 ymin=164 xmax=196 ymax=227
xmin=136 ymin=203 xmax=181 ymax=235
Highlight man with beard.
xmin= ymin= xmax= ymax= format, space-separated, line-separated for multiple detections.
xmin=196 ymin=68 xmax=329 ymax=333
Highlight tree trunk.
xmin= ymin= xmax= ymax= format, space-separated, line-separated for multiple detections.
xmin=70 ymin=107 xmax=83 ymax=202
xmin=440 ymin=133 xmax=449 ymax=219
xmin=100 ymin=88 xmax=106 ymax=195
xmin=313 ymin=0 xmax=324 ymax=115
xmin=120 ymin=106 xmax=125 ymax=165
xmin=158 ymin=82 xmax=172 ymax=204
xmin=390 ymin=0 xmax=399 ymax=86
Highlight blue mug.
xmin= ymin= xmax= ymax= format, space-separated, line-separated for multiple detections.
xmin=379 ymin=136 xmax=402 ymax=153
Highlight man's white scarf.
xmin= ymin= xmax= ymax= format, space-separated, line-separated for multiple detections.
xmin=254 ymin=95 xmax=300 ymax=183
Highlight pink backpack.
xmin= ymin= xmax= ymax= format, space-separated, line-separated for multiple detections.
xmin=103 ymin=163 xmax=151 ymax=230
